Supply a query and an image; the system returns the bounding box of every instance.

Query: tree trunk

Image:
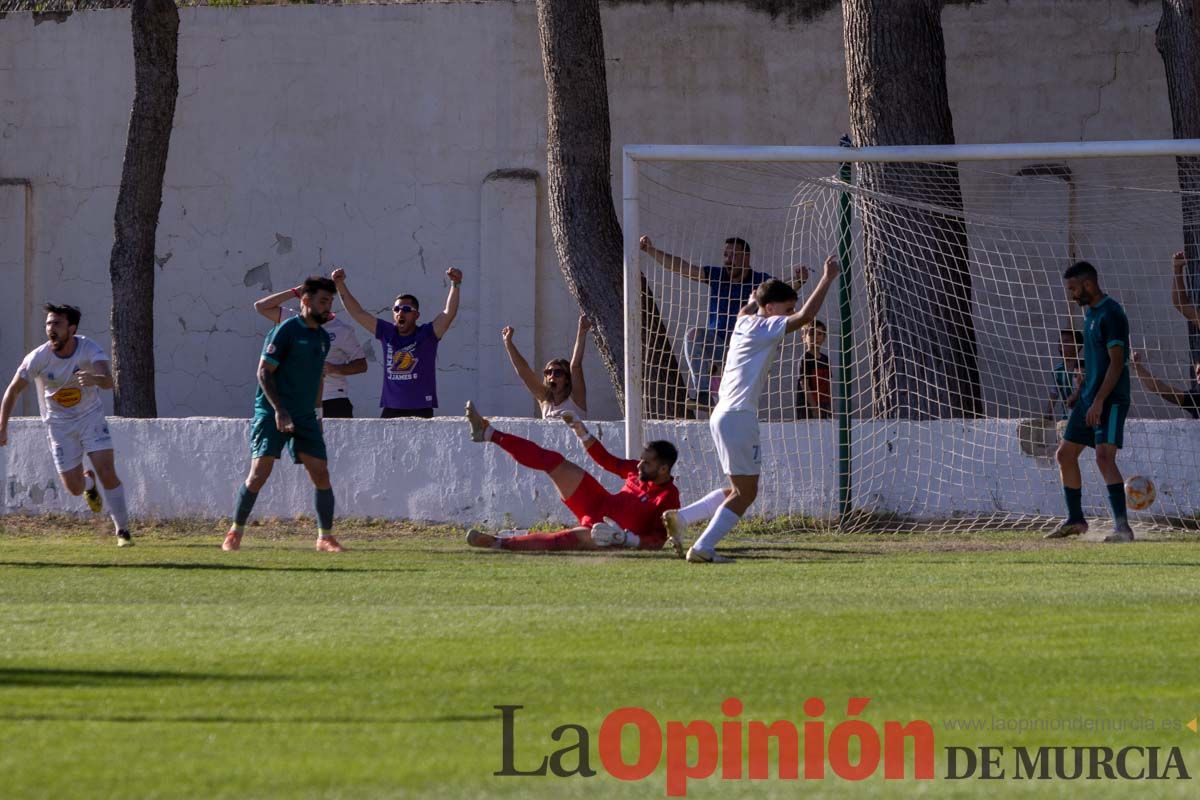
[108,0,179,417]
[843,0,982,419]
[535,0,689,419]
[1156,0,1200,365]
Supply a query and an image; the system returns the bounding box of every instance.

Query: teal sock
[1064,486,1084,522]
[1106,482,1127,523]
[234,485,258,527]
[315,488,335,534]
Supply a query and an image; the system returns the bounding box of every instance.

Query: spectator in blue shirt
[640,235,806,405]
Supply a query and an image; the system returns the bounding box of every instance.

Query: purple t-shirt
[375,320,440,410]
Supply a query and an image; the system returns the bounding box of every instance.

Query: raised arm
[570,315,589,412]
[0,371,29,446]
[785,256,841,333]
[330,268,380,334]
[431,267,463,339]
[502,326,545,402]
[562,413,633,477]
[1131,350,1189,407]
[639,235,706,282]
[1171,251,1200,326]
[253,285,301,324]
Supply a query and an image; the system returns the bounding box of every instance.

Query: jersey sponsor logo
[266,344,277,354]
[52,386,82,407]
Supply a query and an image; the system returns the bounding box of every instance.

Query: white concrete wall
[0,1,1183,424]
[2,417,1196,526]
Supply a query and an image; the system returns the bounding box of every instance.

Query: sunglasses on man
[544,368,567,378]
[393,304,416,314]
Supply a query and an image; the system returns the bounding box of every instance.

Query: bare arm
[330,269,381,334]
[1131,351,1189,406]
[431,267,463,340]
[0,372,29,446]
[502,326,545,402]
[785,256,841,333]
[570,315,589,412]
[1171,251,1200,326]
[253,285,301,324]
[639,235,706,282]
[257,359,294,433]
[1086,345,1126,426]
[325,358,368,377]
[77,360,114,391]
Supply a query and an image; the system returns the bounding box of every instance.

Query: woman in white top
[502,315,590,419]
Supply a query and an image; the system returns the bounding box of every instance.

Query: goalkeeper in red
[463,403,681,552]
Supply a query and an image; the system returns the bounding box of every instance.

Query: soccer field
[0,518,1197,799]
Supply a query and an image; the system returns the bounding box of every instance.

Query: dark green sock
[234,485,258,526]
[1107,482,1127,522]
[1064,486,1084,522]
[315,488,335,533]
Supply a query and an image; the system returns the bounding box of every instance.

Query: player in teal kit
[1046,261,1134,543]
[223,276,346,552]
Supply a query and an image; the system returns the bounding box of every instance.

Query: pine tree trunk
[108,0,179,418]
[843,0,982,419]
[1156,0,1200,364]
[535,0,688,419]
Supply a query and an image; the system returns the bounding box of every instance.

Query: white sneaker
[662,510,686,559]
[685,545,733,564]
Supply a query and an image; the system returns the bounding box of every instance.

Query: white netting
[632,149,1200,532]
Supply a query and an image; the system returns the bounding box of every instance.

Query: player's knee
[1095,449,1116,469]
[1054,444,1076,467]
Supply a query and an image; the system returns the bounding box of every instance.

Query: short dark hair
[303,276,337,296]
[754,278,798,306]
[44,303,81,328]
[645,440,678,471]
[1060,329,1083,346]
[395,294,420,310]
[1063,261,1098,282]
[725,237,750,254]
[812,319,828,332]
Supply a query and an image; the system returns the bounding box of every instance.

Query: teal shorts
[250,412,327,463]
[1063,400,1128,449]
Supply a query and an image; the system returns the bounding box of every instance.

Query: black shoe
[116,530,134,548]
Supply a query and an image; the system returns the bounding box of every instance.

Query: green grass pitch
[0,517,1197,798]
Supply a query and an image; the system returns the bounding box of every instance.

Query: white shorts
[46,412,113,473]
[710,408,761,476]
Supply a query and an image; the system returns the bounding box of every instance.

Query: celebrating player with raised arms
[0,304,134,546]
[670,257,839,563]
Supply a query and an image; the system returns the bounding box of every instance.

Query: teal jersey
[253,316,331,419]
[1081,296,1130,406]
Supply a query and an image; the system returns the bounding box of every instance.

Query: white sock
[105,483,130,532]
[692,507,740,553]
[84,473,96,492]
[624,532,641,548]
[483,425,494,442]
[678,489,727,526]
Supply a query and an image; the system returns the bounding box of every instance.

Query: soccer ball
[1125,476,1155,511]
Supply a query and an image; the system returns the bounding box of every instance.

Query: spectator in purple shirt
[332,266,462,418]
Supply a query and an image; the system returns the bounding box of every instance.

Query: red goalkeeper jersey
[584,439,680,540]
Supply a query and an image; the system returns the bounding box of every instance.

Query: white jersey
[713,314,789,413]
[18,336,108,423]
[540,395,586,421]
[277,309,366,401]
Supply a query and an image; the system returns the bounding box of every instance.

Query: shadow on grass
[0,561,425,575]
[0,667,283,688]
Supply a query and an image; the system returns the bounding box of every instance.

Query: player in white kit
[669,257,839,563]
[0,304,134,546]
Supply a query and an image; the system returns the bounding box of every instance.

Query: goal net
[624,142,1200,533]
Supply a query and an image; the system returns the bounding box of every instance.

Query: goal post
[623,139,1200,532]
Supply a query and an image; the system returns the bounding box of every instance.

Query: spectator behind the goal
[795,319,832,420]
[500,314,591,419]
[1130,350,1200,419]
[1049,328,1084,421]
[1172,249,1200,365]
[639,235,806,406]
